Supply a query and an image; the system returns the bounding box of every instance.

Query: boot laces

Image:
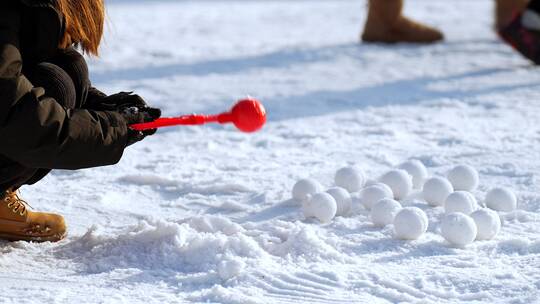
[3,190,31,217]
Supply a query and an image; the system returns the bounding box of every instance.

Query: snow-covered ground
[2,0,540,303]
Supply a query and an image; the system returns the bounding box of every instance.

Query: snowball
[447,165,479,191]
[371,198,402,227]
[393,207,428,240]
[399,160,428,189]
[440,213,478,247]
[444,191,478,215]
[335,166,365,193]
[363,179,378,187]
[470,209,501,240]
[359,184,393,210]
[372,182,394,198]
[292,179,322,202]
[363,181,395,198]
[302,192,337,223]
[422,177,454,207]
[326,187,352,216]
[485,187,517,212]
[379,169,413,200]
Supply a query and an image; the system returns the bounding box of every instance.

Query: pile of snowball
[292,161,518,247]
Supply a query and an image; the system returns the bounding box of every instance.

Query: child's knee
[53,48,90,82]
[52,48,91,106]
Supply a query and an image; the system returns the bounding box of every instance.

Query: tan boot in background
[0,190,67,242]
[495,0,529,29]
[361,0,444,43]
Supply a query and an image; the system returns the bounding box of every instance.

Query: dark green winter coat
[0,0,129,191]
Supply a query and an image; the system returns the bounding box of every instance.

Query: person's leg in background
[360,0,529,44]
[361,0,444,44]
[495,0,530,30]
[499,0,540,64]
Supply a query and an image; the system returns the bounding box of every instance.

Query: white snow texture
[2,0,540,303]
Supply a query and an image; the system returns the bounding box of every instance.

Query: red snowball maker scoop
[130,98,266,133]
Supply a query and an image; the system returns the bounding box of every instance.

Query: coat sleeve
[0,5,129,170]
[84,86,108,109]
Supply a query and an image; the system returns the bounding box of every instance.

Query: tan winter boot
[361,0,444,43]
[0,190,67,242]
[495,0,529,29]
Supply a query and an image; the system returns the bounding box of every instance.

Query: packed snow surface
[2,0,540,303]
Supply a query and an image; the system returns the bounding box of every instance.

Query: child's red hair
[55,0,105,55]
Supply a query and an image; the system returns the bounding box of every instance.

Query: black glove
[85,91,161,146]
[118,103,162,147]
[85,91,149,112]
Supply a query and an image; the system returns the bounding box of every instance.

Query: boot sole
[361,32,444,44]
[0,218,67,243]
[0,231,67,243]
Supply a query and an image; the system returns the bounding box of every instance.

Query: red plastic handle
[131,115,216,131]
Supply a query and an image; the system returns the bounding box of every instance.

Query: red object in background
[130,98,267,133]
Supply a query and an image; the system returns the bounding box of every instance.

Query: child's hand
[85,91,152,112]
[119,104,162,147]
